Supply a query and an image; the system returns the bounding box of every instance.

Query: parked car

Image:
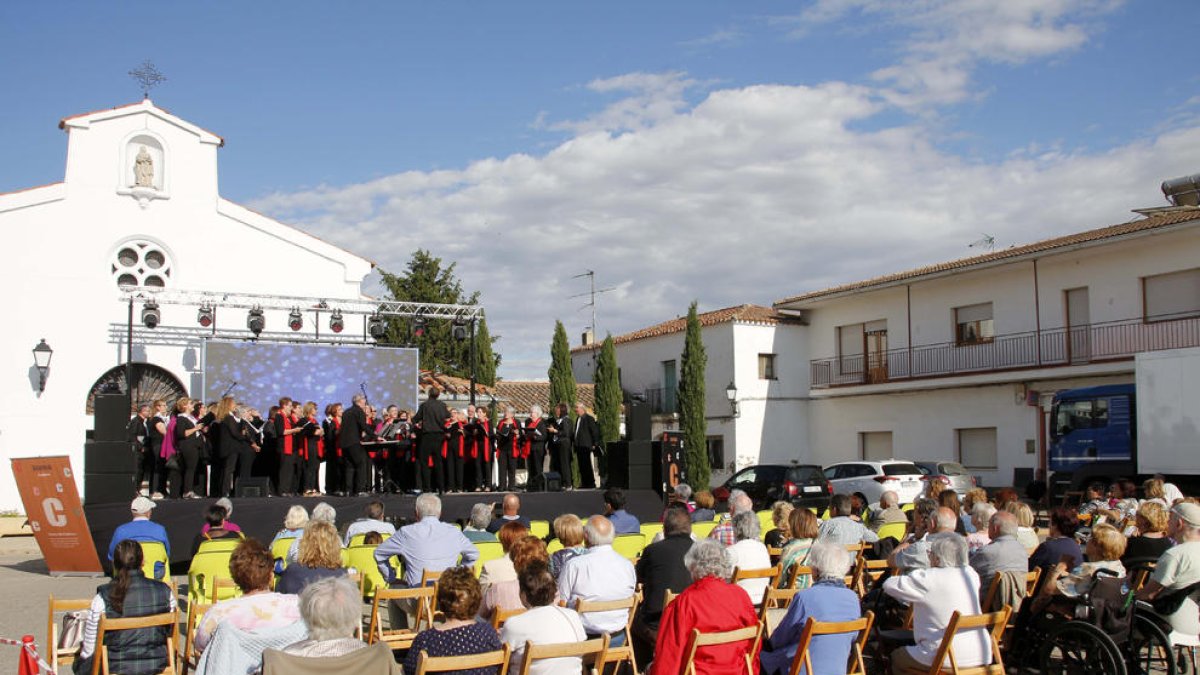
[822,460,925,505]
[712,464,832,510]
[913,460,976,497]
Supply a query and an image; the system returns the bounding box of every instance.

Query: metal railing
[810,315,1200,388]
[643,386,678,415]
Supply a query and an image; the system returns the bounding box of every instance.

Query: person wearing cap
[1137,502,1200,643]
[108,496,171,560]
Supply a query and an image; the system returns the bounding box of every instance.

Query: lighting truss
[119,287,484,321]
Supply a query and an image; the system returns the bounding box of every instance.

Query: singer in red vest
[523,405,548,491]
[272,398,303,497]
[468,405,493,492]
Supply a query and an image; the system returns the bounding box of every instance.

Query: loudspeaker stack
[84,394,137,504]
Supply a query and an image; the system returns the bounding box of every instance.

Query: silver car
[913,460,977,497]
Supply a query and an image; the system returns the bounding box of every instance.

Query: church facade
[0,100,373,510]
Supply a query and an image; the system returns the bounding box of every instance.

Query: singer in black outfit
[339,393,372,495]
[524,405,548,490]
[573,402,603,489]
[414,387,450,493]
[216,399,246,497]
[548,402,573,487]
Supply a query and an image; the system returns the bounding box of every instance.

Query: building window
[1144,268,1200,322]
[837,323,864,374]
[859,431,893,461]
[954,303,994,345]
[706,435,725,471]
[112,239,173,289]
[758,353,777,380]
[958,427,998,470]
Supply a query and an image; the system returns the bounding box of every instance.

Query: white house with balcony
[570,304,807,486]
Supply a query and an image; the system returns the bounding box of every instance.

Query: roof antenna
[128,60,167,100]
[969,234,995,252]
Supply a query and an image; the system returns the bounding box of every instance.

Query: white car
[822,460,926,505]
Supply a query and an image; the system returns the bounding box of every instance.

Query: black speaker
[235,477,271,498]
[606,441,629,488]
[627,400,651,441]
[93,394,131,442]
[84,473,135,505]
[627,441,653,490]
[85,441,138,474]
[529,471,562,493]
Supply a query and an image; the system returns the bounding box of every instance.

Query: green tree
[548,320,579,485]
[679,301,710,488]
[593,334,621,479]
[472,317,498,387]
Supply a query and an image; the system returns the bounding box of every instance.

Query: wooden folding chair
[180,601,211,675]
[788,611,875,675]
[209,577,240,604]
[858,559,890,597]
[760,587,799,634]
[920,606,1011,675]
[47,594,92,671]
[575,591,642,675]
[517,635,609,675]
[491,605,527,629]
[414,643,511,675]
[680,620,764,675]
[783,564,815,590]
[664,589,679,608]
[368,586,435,651]
[732,564,782,607]
[91,610,179,675]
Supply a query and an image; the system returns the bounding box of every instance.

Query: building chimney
[581,329,594,347]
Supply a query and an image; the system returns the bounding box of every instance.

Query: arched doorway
[85,363,188,414]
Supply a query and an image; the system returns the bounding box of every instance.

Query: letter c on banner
[43,498,67,528]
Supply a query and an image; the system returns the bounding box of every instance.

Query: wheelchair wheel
[1127,613,1177,675]
[1039,620,1128,675]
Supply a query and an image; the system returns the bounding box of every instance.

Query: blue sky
[3,2,1199,379]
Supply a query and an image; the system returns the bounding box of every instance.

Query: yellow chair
[529,520,551,539]
[546,538,564,554]
[139,541,171,582]
[875,522,908,542]
[473,541,506,577]
[640,522,664,540]
[611,533,646,560]
[345,544,390,599]
[819,509,832,521]
[756,511,775,538]
[270,537,296,570]
[692,521,718,539]
[187,549,237,604]
[901,502,915,512]
[195,538,241,555]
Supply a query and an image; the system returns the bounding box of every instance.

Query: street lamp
[725,381,739,418]
[32,339,53,393]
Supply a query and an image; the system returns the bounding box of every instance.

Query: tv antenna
[969,234,996,252]
[569,270,617,345]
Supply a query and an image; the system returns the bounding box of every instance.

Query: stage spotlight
[247,307,265,336]
[367,313,386,339]
[412,313,426,338]
[141,301,160,329]
[329,311,344,333]
[288,307,303,331]
[197,305,214,328]
[452,318,468,340]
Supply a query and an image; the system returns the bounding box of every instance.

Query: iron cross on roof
[128,60,167,99]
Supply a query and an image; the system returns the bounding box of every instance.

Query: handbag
[59,609,87,650]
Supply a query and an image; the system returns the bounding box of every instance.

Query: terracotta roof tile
[571,304,799,353]
[493,381,595,414]
[418,371,494,397]
[775,208,1200,306]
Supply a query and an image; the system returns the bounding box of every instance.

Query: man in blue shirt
[108,496,170,560]
[604,487,641,535]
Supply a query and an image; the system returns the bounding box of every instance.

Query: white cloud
[546,71,702,135]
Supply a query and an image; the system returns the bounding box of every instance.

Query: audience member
[710,490,753,546]
[884,535,989,674]
[632,505,694,666]
[343,500,396,545]
[729,511,772,605]
[1006,502,1040,550]
[938,491,968,535]
[1028,507,1083,573]
[271,505,308,545]
[558,516,637,641]
[1109,479,1141,521]
[1137,503,1200,644]
[764,501,794,549]
[277,520,348,594]
[481,534,549,618]
[1040,523,1126,601]
[1123,502,1173,565]
[691,490,717,523]
[604,487,641,534]
[650,539,759,675]
[961,489,988,534]
[887,499,942,573]
[362,531,383,546]
[663,483,696,520]
[779,508,820,589]
[402,567,503,675]
[75,540,176,675]
[761,541,861,675]
[549,514,586,580]
[850,492,870,521]
[991,488,1019,512]
[108,496,170,561]
[818,494,880,546]
[201,497,243,535]
[968,511,1028,603]
[288,502,338,563]
[1077,483,1109,517]
[500,562,587,675]
[194,539,301,654]
[487,493,531,533]
[464,503,498,543]
[191,505,243,557]
[479,521,530,591]
[1157,475,1184,505]
[281,577,375,659]
[1142,478,1170,508]
[965,503,996,553]
[869,491,907,531]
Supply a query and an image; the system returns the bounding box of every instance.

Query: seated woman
[1028,507,1083,573]
[938,491,968,535]
[650,539,760,675]
[479,521,529,592]
[729,511,772,606]
[202,497,243,534]
[1123,502,1173,565]
[194,538,302,654]
[362,531,384,546]
[277,520,348,594]
[191,505,243,557]
[270,505,309,545]
[761,541,862,675]
[764,501,794,550]
[549,514,586,580]
[779,508,819,589]
[402,566,503,675]
[480,535,549,619]
[75,540,176,675]
[1077,482,1110,518]
[1006,501,1040,551]
[1039,524,1126,603]
[691,490,717,523]
[500,561,587,675]
[965,503,996,553]
[464,503,498,543]
[282,576,374,658]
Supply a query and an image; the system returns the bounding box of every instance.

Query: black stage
[83,489,667,569]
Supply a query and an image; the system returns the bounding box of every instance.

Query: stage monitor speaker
[626,399,651,441]
[606,441,654,490]
[93,394,131,442]
[85,441,138,475]
[235,477,271,498]
[529,471,562,493]
[83,473,134,505]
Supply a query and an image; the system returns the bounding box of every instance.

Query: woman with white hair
[761,541,863,675]
[649,539,759,675]
[495,406,522,491]
[883,535,988,674]
[729,511,772,605]
[523,405,547,488]
[463,503,498,543]
[287,502,339,564]
[282,576,371,657]
[965,503,996,553]
[271,505,309,545]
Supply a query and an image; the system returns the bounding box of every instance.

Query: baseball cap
[131,496,157,513]
[1172,503,1200,528]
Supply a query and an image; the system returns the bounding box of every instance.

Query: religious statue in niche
[134,146,154,187]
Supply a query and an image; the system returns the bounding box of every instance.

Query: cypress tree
[678,301,710,488]
[472,317,498,386]
[594,334,621,480]
[548,320,579,485]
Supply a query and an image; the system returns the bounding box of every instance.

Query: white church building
[0,100,373,510]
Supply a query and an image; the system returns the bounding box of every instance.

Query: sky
[3,2,1199,380]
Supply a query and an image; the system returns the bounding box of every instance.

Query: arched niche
[123,134,165,191]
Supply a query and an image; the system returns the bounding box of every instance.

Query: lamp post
[725,381,739,419]
[32,339,53,393]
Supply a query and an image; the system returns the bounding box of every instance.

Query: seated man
[486,493,531,533]
[108,496,170,561]
[710,490,753,546]
[605,487,641,535]
[1136,503,1200,644]
[818,494,880,546]
[870,491,908,532]
[558,516,637,642]
[884,535,989,674]
[887,501,949,573]
[968,511,1028,603]
[343,500,396,545]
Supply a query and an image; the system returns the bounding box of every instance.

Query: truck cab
[1049,384,1135,489]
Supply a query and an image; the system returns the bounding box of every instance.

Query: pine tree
[472,317,498,387]
[548,320,579,485]
[594,333,621,446]
[679,301,710,488]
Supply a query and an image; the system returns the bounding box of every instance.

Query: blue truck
[1048,348,1200,496]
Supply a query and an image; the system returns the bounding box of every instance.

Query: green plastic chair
[187,550,238,604]
[473,541,506,577]
[344,543,390,599]
[270,537,296,570]
[639,522,664,540]
[693,521,718,539]
[138,541,170,582]
[529,520,551,540]
[546,538,564,554]
[611,533,646,560]
[876,521,908,542]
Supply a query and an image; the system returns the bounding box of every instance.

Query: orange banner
[11,456,103,575]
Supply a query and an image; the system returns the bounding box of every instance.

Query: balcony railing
[810,315,1200,388]
[642,387,678,415]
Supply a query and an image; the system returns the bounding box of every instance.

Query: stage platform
[83,489,667,568]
